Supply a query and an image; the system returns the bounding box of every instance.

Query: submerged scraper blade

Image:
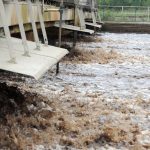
[85,22,102,29]
[0,37,68,79]
[54,23,94,34]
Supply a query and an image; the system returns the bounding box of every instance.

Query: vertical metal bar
[14,0,30,56]
[59,2,63,48]
[37,0,48,45]
[56,0,64,75]
[73,31,77,50]
[96,5,101,22]
[72,2,77,53]
[122,6,124,22]
[122,6,124,13]
[42,0,44,13]
[76,7,85,30]
[73,3,77,52]
[0,0,16,63]
[91,0,97,25]
[92,11,96,24]
[135,7,137,22]
[102,6,105,20]
[27,0,40,50]
[91,0,96,24]
[74,0,85,30]
[148,7,150,22]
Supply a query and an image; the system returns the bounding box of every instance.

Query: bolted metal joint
[35,44,41,51]
[23,51,30,57]
[8,57,17,64]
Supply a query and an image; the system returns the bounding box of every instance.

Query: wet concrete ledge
[102,22,150,33]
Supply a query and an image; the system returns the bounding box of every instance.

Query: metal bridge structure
[0,0,102,79]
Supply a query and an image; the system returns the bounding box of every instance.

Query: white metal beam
[0,0,16,63]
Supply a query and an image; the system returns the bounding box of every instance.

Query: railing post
[102,5,105,21]
[148,7,150,22]
[122,6,124,22]
[122,6,124,13]
[135,7,137,22]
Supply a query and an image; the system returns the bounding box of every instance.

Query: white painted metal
[54,23,94,34]
[0,0,16,63]
[0,37,68,79]
[91,11,97,25]
[76,7,86,30]
[37,0,48,46]
[97,12,102,23]
[87,0,102,28]
[14,0,30,56]
[91,0,97,25]
[27,0,41,50]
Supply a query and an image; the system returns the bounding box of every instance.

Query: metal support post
[96,4,102,23]
[0,0,16,63]
[76,7,86,30]
[37,0,48,46]
[91,0,96,25]
[92,11,97,24]
[74,0,85,30]
[73,31,77,51]
[135,7,137,22]
[97,10,102,22]
[56,0,64,75]
[121,6,124,21]
[148,7,150,22]
[14,0,30,56]
[27,0,40,50]
[102,6,105,20]
[73,6,77,51]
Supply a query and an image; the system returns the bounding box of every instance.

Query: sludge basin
[0,32,150,149]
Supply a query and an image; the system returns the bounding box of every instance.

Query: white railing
[99,5,150,22]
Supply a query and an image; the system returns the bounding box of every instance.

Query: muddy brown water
[0,32,150,150]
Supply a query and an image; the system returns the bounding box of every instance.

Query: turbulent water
[29,33,150,101]
[26,32,150,149]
